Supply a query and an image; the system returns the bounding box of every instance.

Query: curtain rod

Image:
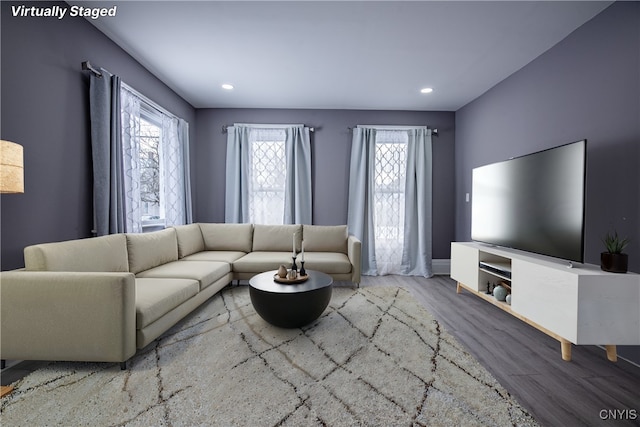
[82,61,182,120]
[222,124,316,133]
[81,60,102,77]
[348,126,438,136]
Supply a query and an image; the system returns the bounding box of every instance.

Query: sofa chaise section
[0,230,234,368]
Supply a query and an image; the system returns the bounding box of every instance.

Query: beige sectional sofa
[0,223,361,368]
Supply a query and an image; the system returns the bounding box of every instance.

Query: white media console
[451,242,640,362]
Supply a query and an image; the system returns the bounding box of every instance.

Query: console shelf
[451,242,640,362]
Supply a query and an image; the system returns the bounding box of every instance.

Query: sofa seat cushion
[233,252,294,273]
[135,278,199,329]
[300,252,352,274]
[181,251,247,264]
[136,260,231,291]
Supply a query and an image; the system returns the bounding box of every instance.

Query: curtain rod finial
[82,60,102,77]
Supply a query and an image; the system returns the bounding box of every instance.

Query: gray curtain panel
[224,125,252,223]
[284,126,312,224]
[347,127,378,275]
[89,71,126,236]
[402,128,433,277]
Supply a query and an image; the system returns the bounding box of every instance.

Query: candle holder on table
[288,256,298,279]
[299,261,306,276]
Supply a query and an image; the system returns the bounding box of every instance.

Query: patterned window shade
[248,128,287,224]
[161,115,187,227]
[374,130,408,275]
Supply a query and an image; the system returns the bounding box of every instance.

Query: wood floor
[359,275,640,427]
[2,275,639,426]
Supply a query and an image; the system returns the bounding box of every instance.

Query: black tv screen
[471,140,587,263]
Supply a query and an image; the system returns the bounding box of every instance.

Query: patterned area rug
[1,286,538,426]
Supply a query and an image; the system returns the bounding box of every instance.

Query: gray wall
[0,1,196,270]
[455,2,639,362]
[195,108,456,259]
[456,2,639,270]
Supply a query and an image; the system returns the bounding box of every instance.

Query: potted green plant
[601,231,630,273]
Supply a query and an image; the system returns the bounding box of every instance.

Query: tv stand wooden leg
[0,386,13,398]
[561,340,572,361]
[605,345,617,362]
[456,282,462,294]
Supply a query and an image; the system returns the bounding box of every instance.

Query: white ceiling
[74,1,612,111]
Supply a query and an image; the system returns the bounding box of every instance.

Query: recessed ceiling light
[420,87,434,94]
[222,84,234,90]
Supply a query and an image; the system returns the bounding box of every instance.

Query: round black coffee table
[249,270,333,328]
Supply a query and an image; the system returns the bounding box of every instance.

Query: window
[225,124,312,225]
[347,126,432,276]
[374,130,408,275]
[138,107,164,229]
[248,128,286,224]
[120,85,190,233]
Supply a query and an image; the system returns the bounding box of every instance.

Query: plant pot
[600,252,628,273]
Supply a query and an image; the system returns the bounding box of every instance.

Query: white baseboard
[432,259,451,275]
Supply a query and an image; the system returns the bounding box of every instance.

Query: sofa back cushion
[302,225,348,254]
[252,224,302,252]
[126,228,178,274]
[24,234,129,272]
[173,224,205,258]
[200,223,253,252]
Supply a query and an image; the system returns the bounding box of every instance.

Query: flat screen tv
[471,140,587,263]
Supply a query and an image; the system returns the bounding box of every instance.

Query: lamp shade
[0,140,24,193]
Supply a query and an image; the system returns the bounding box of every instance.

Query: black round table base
[249,285,332,328]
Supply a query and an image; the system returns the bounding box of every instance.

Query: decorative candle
[301,241,305,262]
[293,233,296,257]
